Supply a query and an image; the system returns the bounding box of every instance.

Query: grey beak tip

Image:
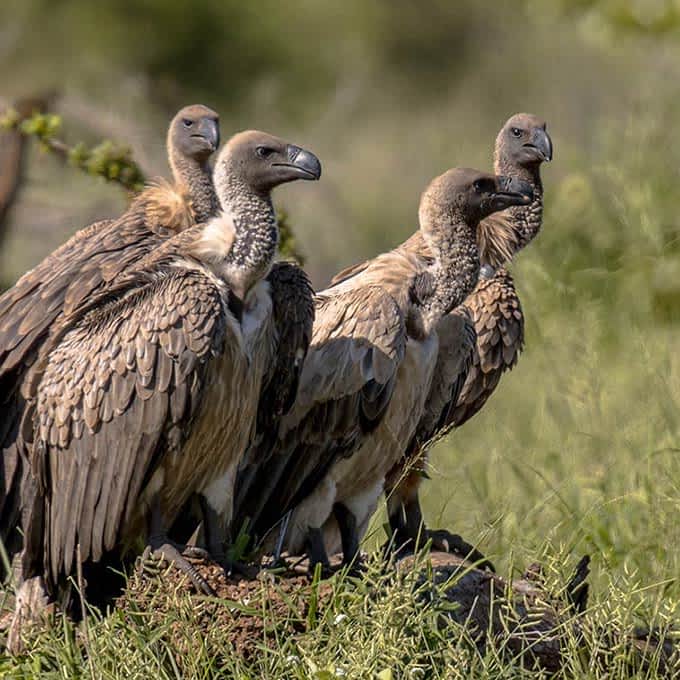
[289,146,322,180]
[536,129,553,163]
[199,120,220,151]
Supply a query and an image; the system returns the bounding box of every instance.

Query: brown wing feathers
[27,265,227,585]
[449,267,524,428]
[0,107,222,568]
[236,285,406,538]
[256,262,314,440]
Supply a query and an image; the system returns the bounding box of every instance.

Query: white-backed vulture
[10,131,321,643]
[236,168,532,570]
[0,105,221,567]
[383,114,552,563]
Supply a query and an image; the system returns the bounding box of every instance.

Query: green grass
[1,552,677,678]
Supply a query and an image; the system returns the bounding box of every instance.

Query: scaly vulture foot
[383,524,494,573]
[144,498,216,594]
[342,552,368,578]
[221,557,259,580]
[140,541,216,596]
[426,529,495,572]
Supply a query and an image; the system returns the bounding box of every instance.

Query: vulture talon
[343,552,368,578]
[145,542,216,596]
[426,529,495,572]
[179,545,212,561]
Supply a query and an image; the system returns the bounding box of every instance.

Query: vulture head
[168,104,220,161]
[421,167,533,229]
[214,130,322,195]
[497,113,552,169]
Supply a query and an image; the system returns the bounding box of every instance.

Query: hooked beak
[193,118,220,152]
[486,175,534,212]
[524,127,552,162]
[273,145,322,180]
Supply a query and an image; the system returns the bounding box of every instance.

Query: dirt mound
[118,555,333,660]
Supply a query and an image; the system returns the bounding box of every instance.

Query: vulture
[384,113,552,562]
[234,168,532,571]
[10,131,320,644]
[0,105,221,567]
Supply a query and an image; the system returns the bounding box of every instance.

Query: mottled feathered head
[167,104,220,162]
[419,167,533,232]
[495,113,552,172]
[213,130,321,197]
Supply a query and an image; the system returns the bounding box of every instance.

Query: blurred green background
[2,0,680,596]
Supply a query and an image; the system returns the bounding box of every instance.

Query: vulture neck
[417,209,480,337]
[495,156,544,255]
[220,176,278,299]
[170,151,220,223]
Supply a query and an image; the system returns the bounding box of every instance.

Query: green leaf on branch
[0,107,21,131]
[19,112,61,140]
[1,108,146,193]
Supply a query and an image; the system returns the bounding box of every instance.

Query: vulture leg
[386,486,426,554]
[333,502,365,574]
[196,496,253,578]
[197,495,226,564]
[142,500,216,596]
[142,542,215,595]
[386,490,494,572]
[305,527,332,576]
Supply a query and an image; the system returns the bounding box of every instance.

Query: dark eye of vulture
[182,118,193,127]
[511,127,523,138]
[256,146,276,159]
[472,178,495,194]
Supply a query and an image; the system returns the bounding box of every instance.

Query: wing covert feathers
[449,267,524,428]
[26,266,228,585]
[237,285,406,536]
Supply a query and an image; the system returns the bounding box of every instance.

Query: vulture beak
[274,145,322,180]
[486,175,534,212]
[195,118,220,152]
[524,127,553,162]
